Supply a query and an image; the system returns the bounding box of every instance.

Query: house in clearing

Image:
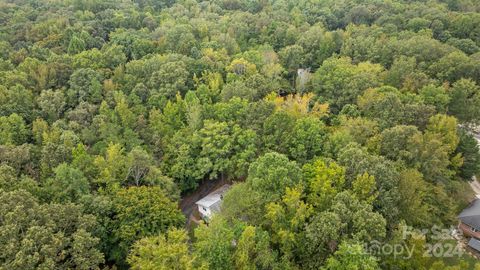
[195,184,231,220]
[458,199,480,252]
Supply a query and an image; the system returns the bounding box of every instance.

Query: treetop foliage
[1,0,480,268]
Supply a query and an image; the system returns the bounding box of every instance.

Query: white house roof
[195,184,231,208]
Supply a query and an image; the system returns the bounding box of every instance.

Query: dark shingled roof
[468,238,480,252]
[458,199,480,231]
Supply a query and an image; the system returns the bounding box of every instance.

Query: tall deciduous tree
[67,68,103,107]
[0,190,104,270]
[194,217,236,270]
[303,159,346,210]
[109,186,185,265]
[456,130,480,179]
[448,79,480,124]
[322,242,380,270]
[312,57,383,111]
[247,152,302,202]
[0,113,28,145]
[234,226,278,270]
[45,163,91,203]
[128,228,195,270]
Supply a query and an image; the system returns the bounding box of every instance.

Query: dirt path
[470,177,480,198]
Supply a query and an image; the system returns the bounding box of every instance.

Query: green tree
[338,144,400,225]
[38,127,80,178]
[194,217,236,270]
[339,116,379,146]
[312,57,383,111]
[302,211,344,269]
[37,89,66,122]
[17,57,55,92]
[387,56,432,92]
[148,60,190,99]
[0,190,103,270]
[425,114,459,154]
[221,153,303,226]
[161,130,201,192]
[0,113,28,145]
[357,87,405,129]
[456,129,480,179]
[287,116,327,164]
[226,58,257,81]
[0,85,34,121]
[110,186,185,265]
[322,242,380,270]
[378,125,422,164]
[125,147,153,186]
[429,51,475,82]
[265,187,312,261]
[45,163,91,203]
[220,182,265,225]
[247,152,302,202]
[163,24,197,56]
[330,191,386,242]
[448,79,480,124]
[94,143,128,190]
[128,228,195,270]
[195,120,237,181]
[68,34,87,54]
[262,111,295,154]
[303,159,346,210]
[220,80,255,101]
[67,68,103,107]
[297,25,339,69]
[447,38,479,55]
[397,169,430,227]
[352,172,378,204]
[419,85,450,112]
[71,143,97,180]
[234,226,278,270]
[279,45,304,86]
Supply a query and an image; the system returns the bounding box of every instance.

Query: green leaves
[456,130,480,179]
[0,113,28,145]
[312,57,383,112]
[303,159,345,210]
[109,186,185,265]
[45,163,91,203]
[448,79,480,124]
[247,152,302,201]
[128,228,194,270]
[194,217,236,270]
[0,190,103,270]
[67,68,103,107]
[322,242,380,270]
[265,187,312,258]
[2,0,480,269]
[234,226,278,270]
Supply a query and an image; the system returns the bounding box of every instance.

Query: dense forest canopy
[1,0,480,269]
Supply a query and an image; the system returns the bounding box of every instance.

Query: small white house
[195,184,231,220]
